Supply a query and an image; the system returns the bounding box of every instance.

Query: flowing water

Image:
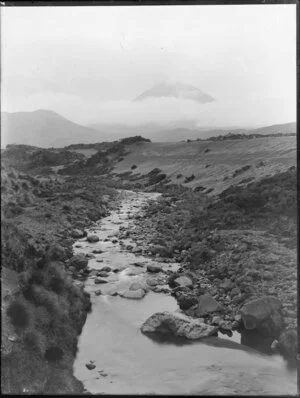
[73,190,297,395]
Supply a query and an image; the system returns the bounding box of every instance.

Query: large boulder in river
[141,311,218,340]
[87,234,100,243]
[68,253,88,270]
[240,296,283,339]
[119,283,146,299]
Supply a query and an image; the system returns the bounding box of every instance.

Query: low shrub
[30,269,46,285]
[189,245,213,269]
[7,299,31,329]
[184,174,195,183]
[45,346,64,362]
[206,187,214,193]
[232,164,251,178]
[4,202,24,217]
[23,329,44,354]
[46,264,66,294]
[30,285,68,318]
[21,181,29,190]
[238,177,255,185]
[194,185,206,192]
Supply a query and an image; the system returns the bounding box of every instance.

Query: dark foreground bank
[1,163,118,394]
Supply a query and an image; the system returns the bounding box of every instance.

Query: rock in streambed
[141,311,218,340]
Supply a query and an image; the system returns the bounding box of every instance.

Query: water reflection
[142,331,194,346]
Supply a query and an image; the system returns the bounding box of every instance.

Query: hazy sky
[1,4,296,128]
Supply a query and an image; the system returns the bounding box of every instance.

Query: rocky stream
[73,190,297,395]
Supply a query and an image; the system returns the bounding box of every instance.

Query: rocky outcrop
[141,311,218,340]
[239,296,283,339]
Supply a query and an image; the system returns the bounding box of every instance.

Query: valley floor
[1,141,297,394]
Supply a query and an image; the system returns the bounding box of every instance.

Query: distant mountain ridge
[134,82,215,103]
[1,110,109,148]
[1,109,296,148]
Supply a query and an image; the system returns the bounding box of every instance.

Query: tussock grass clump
[184,174,195,183]
[45,346,64,362]
[232,164,251,178]
[189,245,213,270]
[7,299,31,329]
[15,258,92,363]
[23,329,44,354]
[4,202,24,218]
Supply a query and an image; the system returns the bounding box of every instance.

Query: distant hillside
[2,135,296,197]
[134,82,215,103]
[1,109,296,147]
[111,135,296,195]
[1,110,110,148]
[89,122,296,143]
[249,122,296,135]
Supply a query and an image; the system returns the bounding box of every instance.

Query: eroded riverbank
[73,190,296,395]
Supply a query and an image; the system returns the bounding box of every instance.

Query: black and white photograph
[1,2,297,395]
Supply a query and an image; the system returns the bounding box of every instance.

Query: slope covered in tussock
[112,135,296,194]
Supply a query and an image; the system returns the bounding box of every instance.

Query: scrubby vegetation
[58,136,150,176]
[17,259,91,356]
[120,135,151,145]
[2,145,84,172]
[1,159,117,394]
[184,174,195,183]
[144,168,168,187]
[142,167,296,254]
[7,299,31,329]
[232,164,251,178]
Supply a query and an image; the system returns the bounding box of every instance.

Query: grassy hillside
[3,135,296,197]
[112,136,296,194]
